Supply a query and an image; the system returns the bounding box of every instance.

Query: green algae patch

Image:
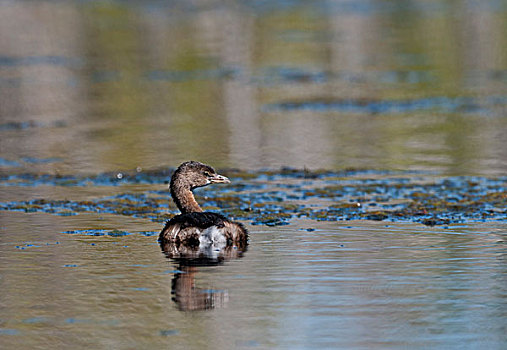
[252,213,292,226]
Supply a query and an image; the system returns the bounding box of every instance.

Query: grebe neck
[171,187,203,214]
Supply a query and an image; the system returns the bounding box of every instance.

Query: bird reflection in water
[160,241,247,311]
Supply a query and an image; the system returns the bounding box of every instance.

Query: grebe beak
[210,174,230,184]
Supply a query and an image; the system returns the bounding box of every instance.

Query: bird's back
[159,211,248,248]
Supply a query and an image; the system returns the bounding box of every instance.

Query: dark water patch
[62,229,159,238]
[0,120,42,130]
[145,65,451,87]
[277,29,332,43]
[0,120,67,131]
[0,158,21,167]
[159,329,179,336]
[253,67,507,87]
[379,70,435,84]
[139,231,158,237]
[264,96,506,115]
[133,0,480,17]
[12,241,60,251]
[246,0,503,17]
[64,229,110,236]
[255,67,328,84]
[22,317,49,324]
[91,70,121,83]
[0,77,23,87]
[245,0,381,15]
[0,55,82,68]
[0,328,19,335]
[107,229,130,237]
[236,340,260,347]
[64,318,119,326]
[57,210,77,216]
[21,157,62,164]
[14,242,55,250]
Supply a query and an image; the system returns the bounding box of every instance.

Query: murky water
[1,0,506,349]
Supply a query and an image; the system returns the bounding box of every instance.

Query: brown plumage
[159,161,248,250]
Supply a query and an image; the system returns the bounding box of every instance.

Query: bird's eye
[203,171,211,177]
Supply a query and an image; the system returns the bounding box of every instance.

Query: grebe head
[171,161,230,191]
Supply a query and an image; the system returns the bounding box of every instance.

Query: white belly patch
[199,226,227,254]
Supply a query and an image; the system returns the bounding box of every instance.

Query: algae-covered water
[1,1,506,349]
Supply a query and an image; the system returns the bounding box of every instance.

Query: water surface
[1,0,506,175]
[1,212,505,349]
[1,1,506,349]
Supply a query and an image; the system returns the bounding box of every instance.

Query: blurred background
[1,0,506,175]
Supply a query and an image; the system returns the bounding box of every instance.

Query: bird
[158,161,248,251]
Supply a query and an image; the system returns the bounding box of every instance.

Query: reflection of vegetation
[255,7,327,66]
[81,2,228,169]
[82,2,150,169]
[84,3,147,116]
[22,1,503,175]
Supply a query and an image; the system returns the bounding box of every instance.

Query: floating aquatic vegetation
[251,213,292,226]
[63,229,131,237]
[0,168,505,227]
[264,96,506,115]
[0,167,175,187]
[0,166,415,187]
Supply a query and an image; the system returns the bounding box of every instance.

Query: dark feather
[163,212,228,231]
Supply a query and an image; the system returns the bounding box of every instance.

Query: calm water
[1,0,506,175]
[1,1,506,349]
[1,213,506,349]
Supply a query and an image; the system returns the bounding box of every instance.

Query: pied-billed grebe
[158,161,248,249]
